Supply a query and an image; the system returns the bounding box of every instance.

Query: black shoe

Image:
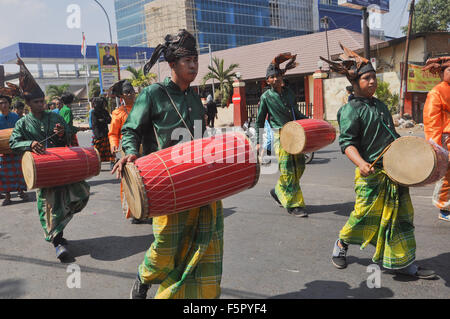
[331,239,348,269]
[270,189,281,206]
[395,264,437,280]
[131,218,143,224]
[288,207,308,218]
[55,244,70,261]
[130,277,150,299]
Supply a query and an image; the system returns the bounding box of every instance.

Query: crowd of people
[0,29,449,299]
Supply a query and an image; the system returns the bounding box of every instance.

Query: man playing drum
[320,45,436,279]
[255,53,309,217]
[8,57,90,262]
[422,56,450,222]
[0,93,28,205]
[112,29,224,299]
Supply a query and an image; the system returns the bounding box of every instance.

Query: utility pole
[320,16,330,62]
[400,0,415,117]
[209,44,215,99]
[362,7,370,59]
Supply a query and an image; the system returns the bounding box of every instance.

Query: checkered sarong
[0,153,26,193]
[273,133,306,209]
[339,168,416,269]
[138,201,224,299]
[92,136,115,162]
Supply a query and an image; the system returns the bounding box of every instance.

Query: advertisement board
[407,63,441,93]
[96,43,120,94]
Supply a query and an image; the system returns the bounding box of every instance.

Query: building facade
[114,0,154,47]
[318,0,361,33]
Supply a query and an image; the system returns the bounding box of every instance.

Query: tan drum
[383,136,448,187]
[280,119,336,154]
[0,128,13,154]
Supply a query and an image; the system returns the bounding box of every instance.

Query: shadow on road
[306,202,354,216]
[68,234,154,261]
[88,179,121,187]
[308,158,332,165]
[269,280,394,299]
[0,279,26,298]
[223,207,238,218]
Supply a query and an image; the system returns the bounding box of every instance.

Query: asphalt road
[0,129,449,299]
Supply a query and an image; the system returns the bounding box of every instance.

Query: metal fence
[246,102,313,124]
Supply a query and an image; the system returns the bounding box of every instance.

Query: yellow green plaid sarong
[138,201,224,299]
[273,133,306,209]
[339,168,416,269]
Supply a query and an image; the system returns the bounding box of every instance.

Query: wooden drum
[122,132,260,219]
[383,136,448,187]
[280,119,336,154]
[0,128,13,154]
[22,147,101,189]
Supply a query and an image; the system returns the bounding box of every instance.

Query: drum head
[383,136,436,186]
[280,122,306,155]
[122,163,148,220]
[21,152,36,190]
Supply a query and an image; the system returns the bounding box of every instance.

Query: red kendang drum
[280,119,336,154]
[122,132,260,219]
[22,147,101,189]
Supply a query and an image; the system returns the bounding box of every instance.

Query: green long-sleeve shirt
[256,86,307,143]
[59,105,77,135]
[121,77,206,156]
[337,97,399,164]
[9,111,71,153]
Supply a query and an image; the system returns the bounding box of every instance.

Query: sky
[0,0,118,49]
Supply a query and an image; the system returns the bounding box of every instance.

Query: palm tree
[201,57,239,106]
[46,84,70,100]
[126,66,156,92]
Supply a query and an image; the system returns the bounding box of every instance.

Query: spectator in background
[51,97,62,114]
[206,94,218,128]
[59,92,88,146]
[346,85,355,102]
[12,101,25,118]
[90,97,115,169]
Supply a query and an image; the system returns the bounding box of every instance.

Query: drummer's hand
[31,141,46,155]
[111,145,119,154]
[54,123,64,137]
[359,162,375,177]
[112,154,137,179]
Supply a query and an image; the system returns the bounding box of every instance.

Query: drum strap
[157,83,195,140]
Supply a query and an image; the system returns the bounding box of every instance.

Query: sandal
[2,198,12,206]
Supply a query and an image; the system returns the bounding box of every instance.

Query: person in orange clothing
[422,56,450,222]
[108,79,147,224]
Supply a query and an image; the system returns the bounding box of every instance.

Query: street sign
[338,0,389,13]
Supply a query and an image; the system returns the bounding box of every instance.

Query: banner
[407,63,441,93]
[96,43,120,94]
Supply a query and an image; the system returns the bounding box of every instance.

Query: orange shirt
[423,81,450,147]
[108,104,133,148]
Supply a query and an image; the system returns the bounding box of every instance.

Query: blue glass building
[115,0,363,51]
[318,0,362,33]
[114,0,154,47]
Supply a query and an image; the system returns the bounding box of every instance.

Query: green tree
[126,66,156,92]
[88,78,101,98]
[46,84,70,100]
[402,0,450,34]
[201,57,239,107]
[375,81,399,114]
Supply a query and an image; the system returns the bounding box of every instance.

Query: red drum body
[22,147,101,189]
[122,132,259,219]
[280,119,336,154]
[0,128,13,154]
